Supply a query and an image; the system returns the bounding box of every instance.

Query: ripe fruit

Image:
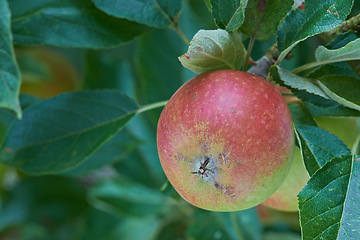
[262,116,358,212]
[157,70,294,211]
[17,47,79,98]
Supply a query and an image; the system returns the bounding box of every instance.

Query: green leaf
[288,102,317,127]
[0,90,138,174]
[83,208,163,240]
[271,65,360,112]
[0,0,21,118]
[326,31,360,50]
[299,154,360,239]
[136,29,185,104]
[0,176,88,231]
[316,38,360,62]
[306,63,360,80]
[64,129,141,176]
[288,103,352,176]
[9,0,152,48]
[132,29,185,186]
[179,29,246,74]
[295,64,360,117]
[317,75,360,111]
[210,0,249,31]
[296,125,351,176]
[0,109,16,149]
[301,94,360,117]
[241,0,293,40]
[186,209,262,240]
[263,232,301,240]
[277,0,354,62]
[83,48,136,95]
[91,0,182,28]
[270,65,328,99]
[88,178,177,217]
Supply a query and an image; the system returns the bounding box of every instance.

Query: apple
[157,70,294,211]
[17,47,79,98]
[262,115,358,212]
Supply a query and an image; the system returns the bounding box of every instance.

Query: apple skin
[157,70,294,212]
[17,47,79,98]
[262,116,358,212]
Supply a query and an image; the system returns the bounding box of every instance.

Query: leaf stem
[173,26,190,46]
[292,59,339,74]
[243,35,256,71]
[137,100,168,114]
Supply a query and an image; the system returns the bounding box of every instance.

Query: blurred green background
[2,0,360,239]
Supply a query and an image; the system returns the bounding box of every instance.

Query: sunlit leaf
[316,38,360,62]
[179,29,246,74]
[270,65,328,99]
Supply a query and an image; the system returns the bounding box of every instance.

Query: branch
[247,44,278,79]
[319,13,360,43]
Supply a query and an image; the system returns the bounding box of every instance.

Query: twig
[320,13,360,43]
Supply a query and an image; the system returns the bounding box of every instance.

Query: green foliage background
[0,0,360,239]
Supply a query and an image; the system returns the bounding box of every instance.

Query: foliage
[0,0,359,239]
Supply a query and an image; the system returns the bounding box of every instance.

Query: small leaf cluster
[0,0,360,239]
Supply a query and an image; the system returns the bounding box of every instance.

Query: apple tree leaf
[299,154,360,239]
[241,0,293,40]
[270,65,328,99]
[9,0,152,48]
[277,0,354,62]
[295,125,351,176]
[63,129,141,176]
[88,178,177,218]
[0,175,88,232]
[288,103,317,127]
[271,65,360,112]
[210,0,249,31]
[91,0,182,28]
[179,29,246,74]
[317,75,360,112]
[288,103,351,177]
[326,31,360,49]
[187,209,262,240]
[0,0,21,118]
[0,90,139,174]
[299,91,360,117]
[316,38,360,62]
[296,64,360,117]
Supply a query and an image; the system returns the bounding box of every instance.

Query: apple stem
[137,100,168,114]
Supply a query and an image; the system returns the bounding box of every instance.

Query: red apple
[157,70,294,211]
